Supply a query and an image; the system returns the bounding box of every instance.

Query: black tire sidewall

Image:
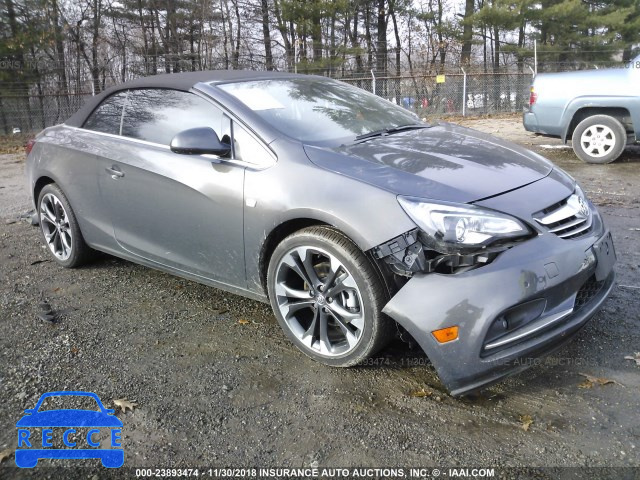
[37,184,89,268]
[572,115,626,164]
[267,227,386,367]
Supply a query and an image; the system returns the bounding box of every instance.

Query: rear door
[96,88,246,286]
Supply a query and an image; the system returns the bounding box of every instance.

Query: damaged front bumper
[381,210,616,396]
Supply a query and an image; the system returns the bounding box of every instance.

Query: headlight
[397,196,530,250]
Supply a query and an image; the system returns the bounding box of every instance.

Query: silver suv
[523,55,640,164]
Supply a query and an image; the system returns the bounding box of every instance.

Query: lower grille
[575,276,605,311]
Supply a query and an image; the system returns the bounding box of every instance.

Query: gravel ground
[1,118,639,477]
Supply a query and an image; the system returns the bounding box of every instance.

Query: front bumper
[382,212,616,396]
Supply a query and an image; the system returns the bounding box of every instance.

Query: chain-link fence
[340,72,534,118]
[0,71,534,135]
[0,93,90,135]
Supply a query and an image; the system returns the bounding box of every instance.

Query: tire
[571,115,627,164]
[37,183,93,268]
[267,226,393,367]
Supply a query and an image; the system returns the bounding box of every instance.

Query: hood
[304,123,553,203]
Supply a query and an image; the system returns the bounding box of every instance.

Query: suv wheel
[267,226,393,367]
[571,115,627,164]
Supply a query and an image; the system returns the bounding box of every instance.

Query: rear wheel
[38,183,93,268]
[571,115,627,164]
[267,226,393,366]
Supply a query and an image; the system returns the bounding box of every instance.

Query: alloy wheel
[274,246,365,357]
[580,124,616,158]
[40,192,73,261]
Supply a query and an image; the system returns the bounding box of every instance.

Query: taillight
[25,139,35,156]
[529,87,537,107]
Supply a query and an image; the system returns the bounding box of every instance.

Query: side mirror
[170,127,231,156]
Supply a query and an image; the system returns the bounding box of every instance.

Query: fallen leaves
[0,145,25,154]
[0,447,14,464]
[113,398,138,413]
[237,318,250,325]
[624,353,640,366]
[578,373,623,389]
[409,388,433,398]
[519,414,534,432]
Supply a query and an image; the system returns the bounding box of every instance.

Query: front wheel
[267,226,393,367]
[571,115,627,164]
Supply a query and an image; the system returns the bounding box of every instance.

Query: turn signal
[432,326,459,343]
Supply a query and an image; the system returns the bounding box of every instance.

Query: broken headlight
[397,196,530,251]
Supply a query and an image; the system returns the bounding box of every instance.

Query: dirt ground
[0,117,639,477]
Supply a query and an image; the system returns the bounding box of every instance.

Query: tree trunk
[311,0,323,66]
[376,0,387,76]
[233,0,241,68]
[260,0,274,70]
[272,0,293,70]
[220,0,230,69]
[51,0,69,94]
[460,0,474,66]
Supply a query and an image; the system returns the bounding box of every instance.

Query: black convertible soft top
[65,70,303,128]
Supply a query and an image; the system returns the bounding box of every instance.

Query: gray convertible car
[26,71,616,395]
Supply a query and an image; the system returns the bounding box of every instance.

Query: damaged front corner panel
[371,228,500,278]
[371,229,428,277]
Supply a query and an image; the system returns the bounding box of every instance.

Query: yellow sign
[436,75,446,84]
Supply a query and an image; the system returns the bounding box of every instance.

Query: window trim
[118,90,129,136]
[190,88,277,167]
[81,90,129,135]
[78,86,277,169]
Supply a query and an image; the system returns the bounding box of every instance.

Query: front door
[96,88,246,287]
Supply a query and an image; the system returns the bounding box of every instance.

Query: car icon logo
[15,391,124,468]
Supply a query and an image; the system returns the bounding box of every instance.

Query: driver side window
[121,89,225,146]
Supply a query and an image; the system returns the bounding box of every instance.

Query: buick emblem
[568,194,590,219]
[577,196,589,217]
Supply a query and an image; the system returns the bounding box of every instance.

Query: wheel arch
[33,175,56,205]
[258,217,396,301]
[259,218,328,292]
[563,104,634,142]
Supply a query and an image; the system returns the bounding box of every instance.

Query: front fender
[242,154,416,295]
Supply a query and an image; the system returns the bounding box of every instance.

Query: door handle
[105,166,124,179]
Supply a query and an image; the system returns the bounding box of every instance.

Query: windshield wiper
[354,123,431,142]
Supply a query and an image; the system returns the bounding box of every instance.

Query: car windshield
[218,78,422,144]
[37,395,101,412]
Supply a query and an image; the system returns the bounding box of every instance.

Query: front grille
[534,193,592,239]
[575,276,605,311]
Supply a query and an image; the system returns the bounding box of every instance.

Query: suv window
[121,89,223,145]
[83,91,128,135]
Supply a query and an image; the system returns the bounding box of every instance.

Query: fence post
[371,69,376,95]
[461,67,467,117]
